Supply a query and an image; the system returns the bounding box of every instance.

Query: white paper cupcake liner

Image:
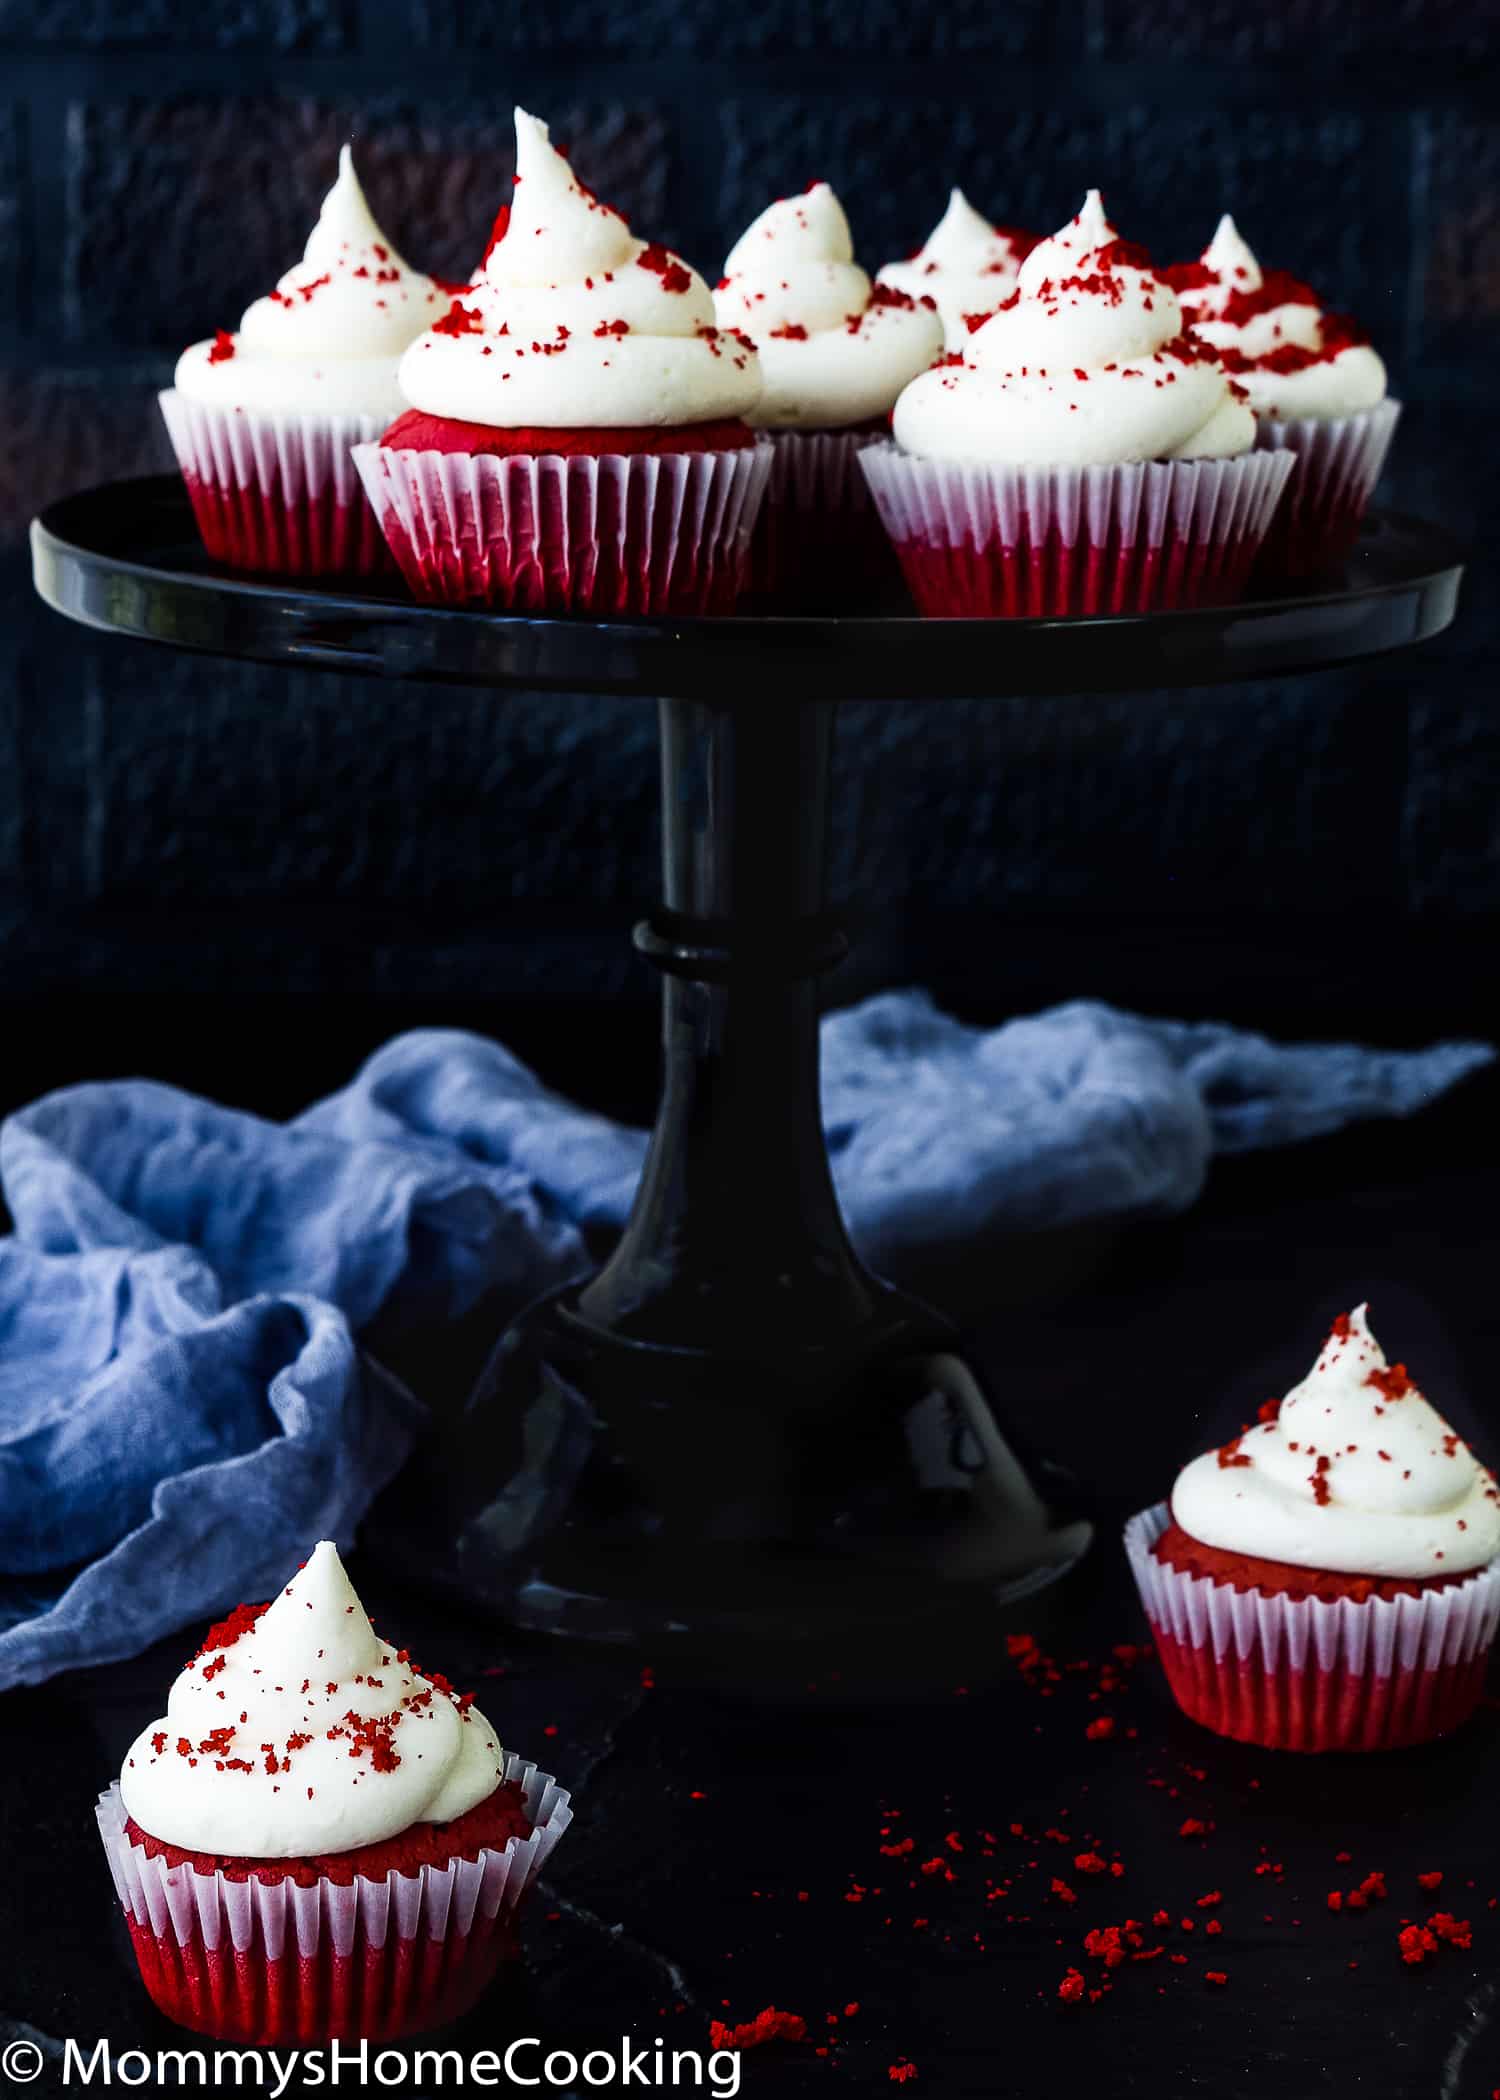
[747,426,905,608]
[97,1751,572,2042]
[351,439,772,615]
[1252,398,1402,578]
[1125,1501,1500,1751]
[858,444,1296,617]
[159,389,391,576]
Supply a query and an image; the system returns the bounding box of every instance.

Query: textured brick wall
[0,0,1497,1060]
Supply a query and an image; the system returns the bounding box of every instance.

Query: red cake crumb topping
[379,409,756,458]
[124,1777,531,1887]
[1161,260,1217,293]
[192,1601,267,1659]
[1092,237,1155,274]
[431,300,483,337]
[636,242,693,295]
[1152,1518,1474,1603]
[207,329,236,364]
[1366,1363,1415,1400]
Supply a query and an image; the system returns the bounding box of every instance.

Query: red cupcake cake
[161,147,447,577]
[97,1542,571,2044]
[860,192,1295,619]
[1164,215,1399,580]
[353,108,771,615]
[713,182,944,610]
[1126,1305,1500,1753]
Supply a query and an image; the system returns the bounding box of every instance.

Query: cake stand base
[384,691,1090,1665]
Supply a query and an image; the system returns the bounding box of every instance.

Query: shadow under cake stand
[32,480,1465,1672]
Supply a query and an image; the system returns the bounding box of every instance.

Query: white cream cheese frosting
[1167,214,1387,422]
[119,1542,504,1857]
[175,147,445,421]
[1171,1305,1500,1580]
[714,182,944,429]
[877,189,1035,348]
[890,191,1255,467]
[396,108,761,431]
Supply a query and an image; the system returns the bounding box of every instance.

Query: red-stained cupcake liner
[1251,399,1402,581]
[745,427,908,611]
[159,390,393,578]
[1125,1503,1500,1753]
[97,1753,572,2045]
[858,444,1296,618]
[351,440,772,615]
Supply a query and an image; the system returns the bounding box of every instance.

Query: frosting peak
[301,144,413,279]
[397,107,761,430]
[715,182,943,429]
[1171,1305,1500,1579]
[876,189,1036,347]
[174,146,443,420]
[119,1542,505,1858]
[492,107,636,286]
[1200,213,1261,294]
[891,191,1255,467]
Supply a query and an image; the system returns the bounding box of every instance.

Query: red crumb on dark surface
[708,2008,808,2050]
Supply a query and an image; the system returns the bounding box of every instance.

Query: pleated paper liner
[744,425,909,611]
[1125,1502,1500,1753]
[97,1752,572,2045]
[859,445,1296,619]
[159,390,393,578]
[352,439,773,615]
[1251,399,1402,582]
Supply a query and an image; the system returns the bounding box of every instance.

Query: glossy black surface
[31,475,1464,699]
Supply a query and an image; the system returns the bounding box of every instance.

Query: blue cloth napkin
[0,994,1488,1691]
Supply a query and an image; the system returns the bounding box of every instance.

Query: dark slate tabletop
[4,1066,1499,2099]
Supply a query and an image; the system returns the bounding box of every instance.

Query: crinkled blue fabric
[0,994,1488,1689]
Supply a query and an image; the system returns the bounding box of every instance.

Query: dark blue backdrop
[0,0,1496,1123]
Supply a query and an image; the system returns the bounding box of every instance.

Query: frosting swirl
[714,183,943,429]
[397,109,761,430]
[1164,215,1387,421]
[1171,1305,1500,1580]
[877,189,1036,348]
[119,1542,504,1857]
[175,147,445,421]
[890,190,1256,467]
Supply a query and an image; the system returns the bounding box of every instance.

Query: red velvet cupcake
[1126,1305,1500,1752]
[162,147,446,578]
[97,1543,571,2044]
[353,108,770,615]
[1164,215,1398,581]
[861,192,1294,619]
[712,183,944,611]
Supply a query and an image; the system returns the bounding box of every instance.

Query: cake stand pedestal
[32,479,1465,1668]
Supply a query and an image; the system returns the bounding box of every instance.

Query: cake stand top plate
[31,476,1464,702]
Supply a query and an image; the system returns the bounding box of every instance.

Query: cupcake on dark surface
[876,188,1038,349]
[713,182,944,609]
[861,191,1295,618]
[162,147,446,577]
[354,108,770,614]
[1126,1304,1500,1753]
[1164,215,1398,578]
[98,1541,571,2045]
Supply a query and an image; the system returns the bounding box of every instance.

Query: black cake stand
[31,477,1465,1673]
